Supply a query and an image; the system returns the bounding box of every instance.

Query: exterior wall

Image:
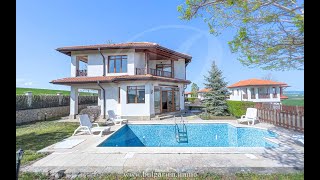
[71,49,136,77]
[87,53,104,76]
[120,82,152,117]
[228,86,281,102]
[16,104,91,124]
[174,59,186,79]
[134,52,145,69]
[71,51,186,80]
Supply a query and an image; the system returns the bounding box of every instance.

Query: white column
[97,89,102,106]
[180,84,185,111]
[71,56,79,77]
[255,87,259,99]
[269,87,273,99]
[247,88,251,100]
[101,89,105,118]
[70,86,79,119]
[277,87,281,100]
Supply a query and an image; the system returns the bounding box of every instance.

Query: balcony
[136,68,172,78]
[258,94,270,99]
[76,69,87,77]
[251,94,256,99]
[273,94,278,98]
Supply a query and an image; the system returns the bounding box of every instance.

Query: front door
[161,91,168,113]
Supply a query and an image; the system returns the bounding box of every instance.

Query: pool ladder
[174,115,188,143]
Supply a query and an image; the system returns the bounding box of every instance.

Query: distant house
[184,91,192,98]
[227,78,289,103]
[198,88,211,100]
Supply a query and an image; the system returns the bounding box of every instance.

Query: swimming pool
[98,123,278,147]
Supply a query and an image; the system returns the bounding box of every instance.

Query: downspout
[97,81,106,119]
[98,48,106,76]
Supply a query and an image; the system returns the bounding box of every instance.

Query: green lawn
[16,87,96,96]
[16,121,78,165]
[281,99,304,106]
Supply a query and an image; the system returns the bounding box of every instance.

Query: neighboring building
[227,79,289,103]
[184,91,192,98]
[198,88,211,100]
[51,42,192,120]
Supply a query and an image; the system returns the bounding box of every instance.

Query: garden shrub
[226,100,256,118]
[186,97,198,103]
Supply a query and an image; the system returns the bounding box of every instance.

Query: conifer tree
[203,61,229,116]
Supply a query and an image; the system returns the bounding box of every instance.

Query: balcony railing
[76,69,87,76]
[251,94,256,99]
[243,94,248,99]
[258,94,270,99]
[273,94,278,98]
[136,68,172,78]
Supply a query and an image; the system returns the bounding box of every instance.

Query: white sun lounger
[237,108,258,125]
[72,114,110,136]
[107,110,128,126]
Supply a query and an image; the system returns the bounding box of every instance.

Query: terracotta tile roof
[184,91,192,94]
[227,78,288,88]
[56,42,192,62]
[198,88,211,93]
[50,75,191,85]
[280,95,289,99]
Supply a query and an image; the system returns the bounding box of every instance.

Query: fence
[255,103,304,132]
[16,95,98,110]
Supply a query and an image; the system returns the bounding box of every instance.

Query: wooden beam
[171,59,174,78]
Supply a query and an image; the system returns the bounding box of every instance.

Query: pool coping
[38,120,303,154]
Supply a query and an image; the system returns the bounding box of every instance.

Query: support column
[247,88,251,100]
[255,87,259,99]
[269,87,273,99]
[70,86,79,119]
[71,56,79,77]
[100,89,105,118]
[97,89,102,106]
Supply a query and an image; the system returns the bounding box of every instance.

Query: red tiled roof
[227,78,288,88]
[280,95,289,99]
[198,88,211,93]
[50,75,191,85]
[56,42,192,62]
[184,91,192,94]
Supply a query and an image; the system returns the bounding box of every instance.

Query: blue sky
[16,0,304,91]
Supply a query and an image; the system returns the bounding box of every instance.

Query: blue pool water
[98,124,278,147]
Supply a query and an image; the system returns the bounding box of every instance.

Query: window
[237,89,239,96]
[127,86,145,103]
[272,87,276,94]
[118,87,121,104]
[108,55,127,73]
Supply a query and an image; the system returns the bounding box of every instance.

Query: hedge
[226,100,256,118]
[16,95,98,110]
[186,97,198,103]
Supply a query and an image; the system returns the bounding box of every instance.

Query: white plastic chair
[72,114,110,136]
[237,108,258,125]
[107,110,128,126]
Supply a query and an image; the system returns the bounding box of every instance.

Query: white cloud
[16,78,34,87]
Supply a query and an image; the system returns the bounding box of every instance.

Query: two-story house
[51,42,192,120]
[227,78,289,103]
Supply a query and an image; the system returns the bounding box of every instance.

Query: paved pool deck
[22,120,304,176]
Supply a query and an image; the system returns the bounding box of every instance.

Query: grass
[199,113,236,120]
[18,172,304,179]
[281,99,304,106]
[16,121,79,165]
[16,87,96,96]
